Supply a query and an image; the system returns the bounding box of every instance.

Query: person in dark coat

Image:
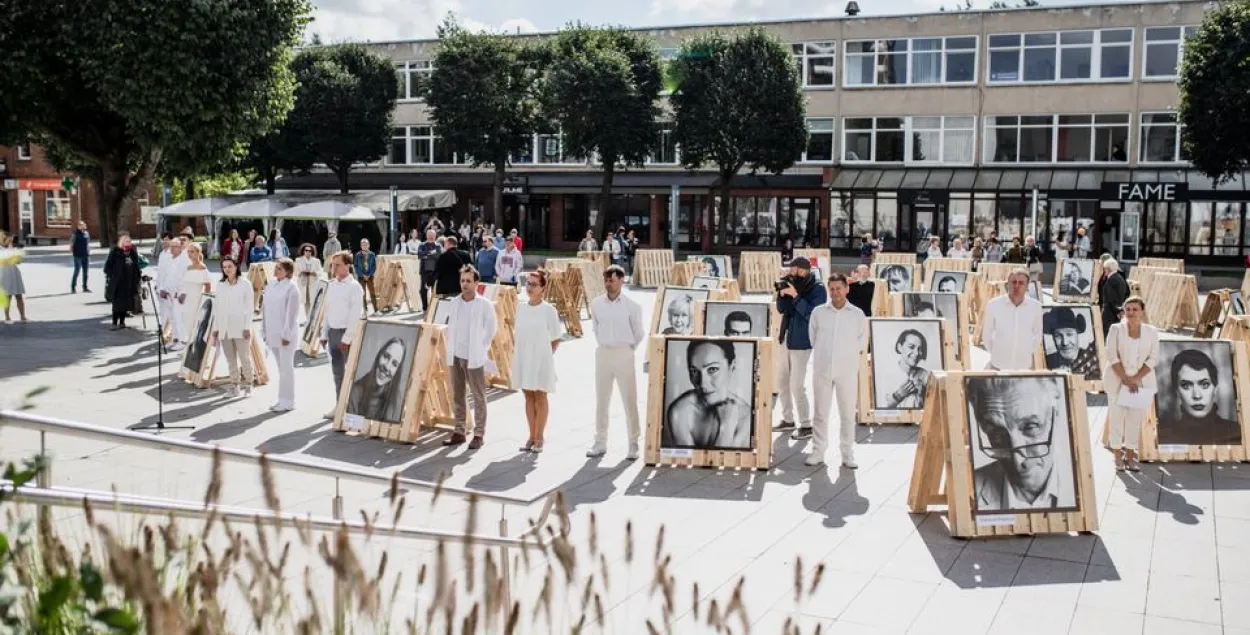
[433,235,472,296]
[1097,257,1130,338]
[104,233,144,329]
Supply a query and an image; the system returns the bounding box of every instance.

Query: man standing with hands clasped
[442,265,498,450]
[775,256,827,439]
[983,268,1043,371]
[588,265,645,460]
[320,251,365,418]
[808,272,868,468]
[155,237,190,350]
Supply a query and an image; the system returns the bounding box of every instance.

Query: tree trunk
[264,168,277,195]
[185,178,197,202]
[594,155,615,240]
[94,175,113,249]
[717,172,733,249]
[334,165,350,194]
[492,162,505,229]
[97,162,131,248]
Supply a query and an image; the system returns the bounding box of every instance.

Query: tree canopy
[0,0,310,245]
[1179,0,1250,184]
[426,21,543,227]
[670,29,807,244]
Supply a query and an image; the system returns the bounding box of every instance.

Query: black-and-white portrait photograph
[182,296,215,374]
[875,264,914,293]
[1057,259,1095,298]
[1231,291,1246,317]
[966,375,1079,514]
[661,338,757,451]
[1042,305,1101,381]
[871,319,944,410]
[704,302,770,337]
[691,275,721,291]
[1154,339,1243,446]
[428,296,455,326]
[689,255,730,279]
[345,322,420,425]
[929,271,968,294]
[901,293,961,359]
[302,281,329,345]
[657,287,712,335]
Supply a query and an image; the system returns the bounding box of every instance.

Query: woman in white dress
[294,243,322,315]
[211,258,256,397]
[180,243,213,342]
[0,232,27,323]
[1103,297,1158,472]
[513,269,563,453]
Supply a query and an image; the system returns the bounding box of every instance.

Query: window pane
[950,198,971,237]
[1059,46,1091,79]
[411,137,431,164]
[1059,31,1094,45]
[389,137,407,164]
[913,51,942,84]
[944,130,974,163]
[1145,43,1179,77]
[807,56,836,85]
[878,130,906,161]
[973,198,996,240]
[1057,124,1091,162]
[880,52,908,84]
[1190,201,1212,255]
[830,196,851,248]
[877,197,899,249]
[433,136,454,164]
[853,197,874,237]
[989,126,1019,162]
[1100,45,1131,78]
[846,41,875,54]
[1093,125,1129,162]
[912,131,940,161]
[1141,122,1179,162]
[806,129,834,162]
[1102,29,1133,43]
[989,50,1020,81]
[946,51,976,82]
[1216,202,1241,256]
[1024,47,1056,81]
[912,116,941,129]
[847,54,874,85]
[998,199,1024,241]
[1020,125,1053,162]
[1169,202,1186,246]
[990,33,1021,47]
[1147,27,1180,41]
[845,132,872,161]
[948,36,977,50]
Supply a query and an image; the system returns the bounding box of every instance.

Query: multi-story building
[0,144,160,243]
[278,1,1250,264]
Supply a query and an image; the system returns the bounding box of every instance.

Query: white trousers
[594,347,641,447]
[1106,404,1145,451]
[812,372,859,462]
[778,349,812,425]
[269,344,296,408]
[158,295,185,342]
[297,274,318,316]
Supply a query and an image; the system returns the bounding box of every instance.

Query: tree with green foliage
[543,26,663,235]
[0,0,310,246]
[670,29,807,246]
[1179,1,1250,184]
[426,21,543,228]
[289,45,397,194]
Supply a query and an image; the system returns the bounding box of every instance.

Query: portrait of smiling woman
[344,322,420,425]
[871,319,945,410]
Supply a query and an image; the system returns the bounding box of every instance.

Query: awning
[227,189,456,212]
[829,167,1250,193]
[154,196,232,218]
[275,200,385,221]
[212,198,290,219]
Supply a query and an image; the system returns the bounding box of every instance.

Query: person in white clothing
[211,258,256,397]
[1103,297,1158,472]
[180,243,213,341]
[807,272,869,468]
[588,265,645,460]
[155,237,190,350]
[263,258,302,412]
[442,265,498,450]
[319,250,365,416]
[513,269,563,453]
[294,243,322,315]
[495,238,523,286]
[982,268,1044,370]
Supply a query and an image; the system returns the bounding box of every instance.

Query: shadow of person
[257,420,334,455]
[464,453,538,493]
[557,458,633,515]
[190,409,283,443]
[802,466,869,529]
[1117,471,1204,525]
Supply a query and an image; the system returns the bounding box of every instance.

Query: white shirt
[213,279,254,340]
[296,255,321,275]
[321,275,365,344]
[591,293,644,350]
[927,246,943,258]
[445,294,497,368]
[983,294,1043,370]
[808,301,868,379]
[261,278,301,348]
[948,248,969,259]
[156,251,189,294]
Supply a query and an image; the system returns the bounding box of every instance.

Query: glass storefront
[561,194,652,243]
[711,196,822,247]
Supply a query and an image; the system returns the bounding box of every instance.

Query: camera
[774,276,795,293]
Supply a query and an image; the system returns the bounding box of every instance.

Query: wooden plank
[875,252,917,265]
[738,251,782,294]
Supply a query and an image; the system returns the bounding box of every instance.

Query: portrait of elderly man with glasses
[967,375,1078,513]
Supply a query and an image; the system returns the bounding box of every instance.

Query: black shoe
[442,433,467,446]
[775,420,797,430]
[83,288,91,293]
[71,288,77,294]
[791,427,813,440]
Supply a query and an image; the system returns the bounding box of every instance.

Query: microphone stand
[130,277,195,433]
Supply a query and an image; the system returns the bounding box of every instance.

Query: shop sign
[502,175,529,196]
[898,189,950,206]
[1102,182,1188,202]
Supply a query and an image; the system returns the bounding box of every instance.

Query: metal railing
[0,409,562,634]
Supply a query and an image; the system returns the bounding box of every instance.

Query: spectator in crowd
[104,233,143,330]
[0,233,28,323]
[476,236,500,284]
[848,264,875,317]
[262,258,301,412]
[578,230,598,252]
[1098,258,1130,338]
[417,230,442,311]
[859,234,875,265]
[1024,236,1044,281]
[509,228,523,251]
[322,232,342,266]
[152,232,172,264]
[268,229,290,259]
[442,265,498,450]
[248,234,272,264]
[434,236,471,296]
[222,229,245,266]
[970,237,985,270]
[496,237,523,286]
[947,237,969,259]
[71,221,91,293]
[353,238,378,313]
[295,244,321,314]
[211,257,256,398]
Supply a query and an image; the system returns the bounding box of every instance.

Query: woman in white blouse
[211,257,256,397]
[294,243,322,315]
[262,258,301,412]
[925,236,943,259]
[1103,297,1159,471]
[512,269,562,453]
[947,237,969,258]
[180,243,213,341]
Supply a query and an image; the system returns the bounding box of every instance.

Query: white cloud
[309,0,537,43]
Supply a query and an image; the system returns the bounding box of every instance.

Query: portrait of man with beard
[345,324,418,424]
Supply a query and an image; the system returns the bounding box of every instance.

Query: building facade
[299,1,1246,264]
[0,144,160,244]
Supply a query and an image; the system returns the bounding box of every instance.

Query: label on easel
[1158,444,1189,453]
[874,410,901,418]
[343,414,365,432]
[660,448,694,459]
[976,514,1016,527]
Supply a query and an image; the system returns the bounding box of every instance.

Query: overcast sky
[308,0,1145,43]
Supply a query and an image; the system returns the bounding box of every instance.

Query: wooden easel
[687,255,736,280]
[875,252,917,265]
[484,286,517,390]
[568,260,606,317]
[868,278,890,316]
[633,249,674,288]
[1129,265,1173,300]
[643,335,775,469]
[1145,272,1200,331]
[543,257,584,273]
[332,321,455,443]
[375,255,417,312]
[183,332,270,389]
[300,280,330,358]
[857,317,957,425]
[1137,257,1184,273]
[576,251,610,269]
[1195,289,1236,338]
[907,371,1099,537]
[923,260,974,290]
[890,293,971,368]
[976,263,1018,283]
[738,251,781,293]
[669,261,706,287]
[395,259,425,313]
[547,267,585,337]
[247,262,276,313]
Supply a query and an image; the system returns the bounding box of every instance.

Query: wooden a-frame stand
[738,251,782,294]
[1195,289,1236,339]
[907,371,1099,537]
[857,317,958,425]
[1144,272,1200,331]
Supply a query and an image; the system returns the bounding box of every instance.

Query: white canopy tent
[154,196,232,218]
[208,198,291,256]
[276,201,387,245]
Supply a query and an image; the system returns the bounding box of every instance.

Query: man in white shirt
[319,250,365,417]
[808,273,869,468]
[588,265,645,460]
[983,268,1043,371]
[156,237,190,350]
[442,265,498,449]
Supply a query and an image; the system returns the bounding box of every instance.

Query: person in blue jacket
[353,238,378,313]
[475,236,499,284]
[775,256,827,439]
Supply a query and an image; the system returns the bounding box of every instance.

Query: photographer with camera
[775,256,826,439]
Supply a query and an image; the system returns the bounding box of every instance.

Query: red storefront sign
[16,178,65,191]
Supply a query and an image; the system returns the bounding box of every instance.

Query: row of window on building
[394,25,1196,100]
[385,111,1188,168]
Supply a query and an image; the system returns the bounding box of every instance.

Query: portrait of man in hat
[1043,305,1101,381]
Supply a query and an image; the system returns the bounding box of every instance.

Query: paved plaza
[2,246,1250,634]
